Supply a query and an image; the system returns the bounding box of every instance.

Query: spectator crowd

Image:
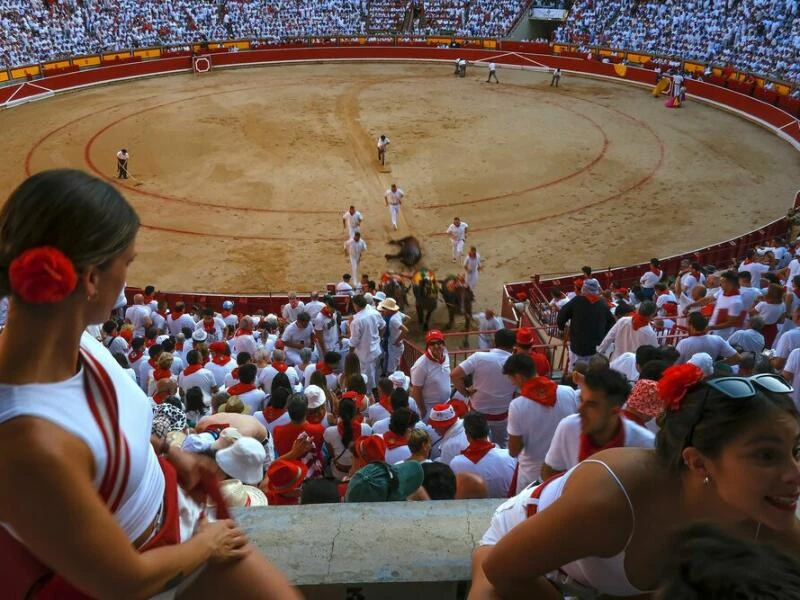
[556,0,800,83]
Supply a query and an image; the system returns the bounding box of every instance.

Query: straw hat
[220,479,268,508]
[377,297,400,312]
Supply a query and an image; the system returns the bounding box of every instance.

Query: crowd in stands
[556,0,800,83]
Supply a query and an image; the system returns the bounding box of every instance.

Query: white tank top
[0,332,165,542]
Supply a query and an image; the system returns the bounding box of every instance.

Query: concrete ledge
[233,499,500,586]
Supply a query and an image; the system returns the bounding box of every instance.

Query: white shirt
[475,313,504,349]
[177,367,217,402]
[479,482,538,547]
[194,318,227,342]
[304,300,326,320]
[774,328,800,361]
[738,261,770,287]
[344,237,367,261]
[609,352,638,382]
[458,349,516,415]
[236,388,267,414]
[450,446,516,498]
[385,444,412,464]
[783,348,800,410]
[343,210,363,233]
[231,333,258,358]
[281,321,314,351]
[710,292,744,340]
[116,150,129,161]
[544,414,655,473]
[433,419,469,465]
[385,188,404,206]
[205,358,236,387]
[446,222,468,242]
[166,312,196,336]
[281,301,306,324]
[257,365,301,394]
[507,386,578,490]
[739,286,760,312]
[598,316,658,358]
[675,334,737,363]
[125,304,151,337]
[336,281,354,295]
[410,354,451,416]
[754,301,785,325]
[349,308,382,362]
[639,269,662,289]
[488,62,496,72]
[377,137,390,150]
[255,410,291,435]
[313,310,339,353]
[324,422,373,467]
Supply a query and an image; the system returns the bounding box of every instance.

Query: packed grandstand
[2,0,800,598]
[1,0,798,85]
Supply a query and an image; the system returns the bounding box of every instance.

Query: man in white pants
[385,183,404,231]
[464,246,482,291]
[377,134,390,165]
[344,232,367,283]
[342,205,363,238]
[446,216,468,263]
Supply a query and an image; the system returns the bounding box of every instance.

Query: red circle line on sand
[82,86,340,215]
[417,99,610,210]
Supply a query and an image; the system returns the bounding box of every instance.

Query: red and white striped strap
[80,347,130,513]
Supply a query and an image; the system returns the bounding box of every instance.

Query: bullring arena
[1,48,798,318]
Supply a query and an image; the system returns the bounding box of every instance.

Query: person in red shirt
[272,393,325,456]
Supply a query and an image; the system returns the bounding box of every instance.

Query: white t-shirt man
[710,292,744,340]
[598,316,658,358]
[446,220,469,262]
[343,209,363,238]
[178,367,217,403]
[385,187,404,230]
[450,445,516,498]
[281,301,306,324]
[167,311,196,336]
[675,333,737,364]
[543,414,655,474]
[433,419,469,465]
[507,385,578,492]
[344,236,367,280]
[475,313,504,350]
[235,388,267,414]
[257,364,302,395]
[281,321,314,365]
[125,304,152,337]
[410,354,451,419]
[206,357,236,387]
[458,348,516,444]
[313,310,340,354]
[738,260,770,288]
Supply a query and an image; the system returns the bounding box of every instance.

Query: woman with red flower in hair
[473,362,800,599]
[0,170,298,599]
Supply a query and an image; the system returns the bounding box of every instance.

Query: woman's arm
[483,461,634,597]
[0,418,245,600]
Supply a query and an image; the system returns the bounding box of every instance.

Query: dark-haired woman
[0,170,298,598]
[323,397,372,480]
[475,364,800,599]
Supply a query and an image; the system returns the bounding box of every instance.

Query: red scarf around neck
[211,355,231,367]
[234,329,250,337]
[578,418,626,461]
[170,310,183,321]
[262,406,287,423]
[153,368,172,382]
[183,364,204,376]
[631,313,650,331]
[378,394,393,414]
[203,320,216,333]
[321,306,333,318]
[221,310,231,319]
[227,383,256,396]
[145,339,156,348]
[153,391,169,405]
[128,349,143,364]
[230,367,240,380]
[520,377,557,407]
[583,294,602,304]
[175,342,184,351]
[383,430,408,449]
[143,295,154,304]
[315,361,333,375]
[272,361,288,373]
[148,357,158,369]
[425,348,445,364]
[461,439,495,464]
[650,267,661,276]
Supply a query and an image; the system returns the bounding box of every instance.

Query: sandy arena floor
[1,63,798,317]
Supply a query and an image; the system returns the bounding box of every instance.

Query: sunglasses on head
[684,374,793,448]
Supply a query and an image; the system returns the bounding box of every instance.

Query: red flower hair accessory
[8,247,78,304]
[658,364,705,411]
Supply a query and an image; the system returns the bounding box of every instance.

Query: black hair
[494,328,516,349]
[286,393,308,423]
[164,396,183,410]
[377,377,393,397]
[583,367,630,408]
[0,169,140,298]
[657,523,800,599]
[421,462,457,500]
[638,360,669,381]
[720,270,739,286]
[388,407,417,436]
[688,312,708,331]
[268,387,290,409]
[185,387,205,412]
[352,295,367,309]
[737,270,752,282]
[148,344,163,359]
[463,411,490,440]
[658,344,680,365]
[347,373,367,395]
[615,302,635,318]
[236,351,251,366]
[324,351,341,364]
[300,478,341,505]
[637,301,657,317]
[270,372,292,396]
[635,345,660,368]
[238,363,257,384]
[161,337,175,353]
[144,285,155,295]
[338,397,357,448]
[102,320,117,334]
[130,337,145,351]
[181,326,194,339]
[502,352,535,378]
[656,381,798,472]
[186,350,200,365]
[390,388,410,410]
[144,327,157,340]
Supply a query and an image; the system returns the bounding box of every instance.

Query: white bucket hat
[377,297,400,312]
[304,385,326,409]
[220,479,268,507]
[192,329,208,343]
[389,370,410,390]
[215,437,266,485]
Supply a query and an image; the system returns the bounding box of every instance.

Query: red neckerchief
[690,270,701,280]
[230,367,240,380]
[662,301,678,317]
[262,406,287,423]
[271,361,288,373]
[578,419,626,461]
[155,310,167,320]
[316,361,333,375]
[723,289,741,297]
[211,355,231,367]
[520,377,557,407]
[574,277,584,293]
[153,368,171,382]
[183,364,204,376]
[221,310,231,319]
[234,329,250,337]
[341,391,367,411]
[203,320,216,333]
[148,357,158,369]
[227,383,256,396]
[743,259,753,265]
[153,391,169,405]
[143,294,154,304]
[631,313,650,331]
[175,342,184,351]
[266,492,299,506]
[128,349,143,363]
[378,394,393,414]
[336,421,363,439]
[383,430,408,449]
[425,348,445,364]
[290,300,299,309]
[307,411,325,425]
[650,267,661,276]
[583,294,602,304]
[145,339,156,348]
[170,310,183,321]
[461,440,495,464]
[321,306,333,318]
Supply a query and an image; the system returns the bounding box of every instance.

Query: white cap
[215,438,267,485]
[156,334,170,345]
[688,352,714,378]
[389,370,410,390]
[375,291,387,301]
[192,329,208,342]
[304,385,326,409]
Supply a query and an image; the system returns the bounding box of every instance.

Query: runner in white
[377,134,390,165]
[344,232,367,283]
[446,216,468,263]
[342,205,363,238]
[486,62,499,83]
[385,184,404,231]
[464,246,482,291]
